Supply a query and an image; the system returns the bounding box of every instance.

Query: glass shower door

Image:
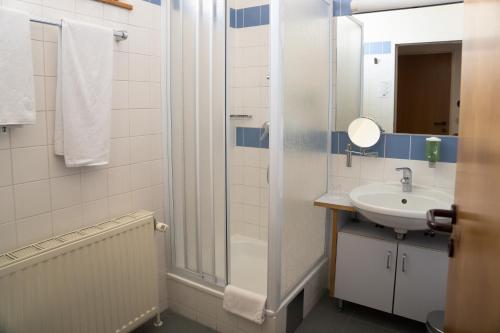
[168,0,226,286]
[267,0,331,311]
[226,0,270,296]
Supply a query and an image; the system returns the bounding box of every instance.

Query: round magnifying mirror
[347,117,382,148]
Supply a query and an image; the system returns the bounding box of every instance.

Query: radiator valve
[154,220,169,232]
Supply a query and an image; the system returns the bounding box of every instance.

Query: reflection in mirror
[396,42,461,135]
[335,3,464,135]
[347,117,381,148]
[335,16,363,131]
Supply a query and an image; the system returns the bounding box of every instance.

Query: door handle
[386,251,392,269]
[401,254,407,273]
[426,204,456,233]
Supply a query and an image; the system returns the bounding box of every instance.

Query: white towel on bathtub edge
[223,285,267,325]
[54,18,113,167]
[0,7,36,126]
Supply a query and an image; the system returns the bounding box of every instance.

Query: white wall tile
[129,53,150,81]
[31,40,44,76]
[109,137,131,167]
[47,145,80,178]
[0,186,15,224]
[360,156,384,182]
[16,212,52,245]
[0,222,17,253]
[14,180,51,219]
[83,198,108,224]
[34,76,46,111]
[52,205,83,234]
[43,41,57,76]
[75,0,103,17]
[129,81,150,108]
[0,150,12,187]
[132,187,153,211]
[10,111,47,148]
[81,169,108,202]
[12,146,49,184]
[108,192,132,217]
[112,81,129,109]
[108,165,130,195]
[111,109,130,138]
[50,174,81,210]
[44,77,56,110]
[130,135,153,163]
[129,109,152,136]
[131,161,151,190]
[113,51,129,81]
[0,131,10,150]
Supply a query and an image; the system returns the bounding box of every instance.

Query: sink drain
[401,199,407,204]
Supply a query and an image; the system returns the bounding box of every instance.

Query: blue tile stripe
[364,41,392,55]
[236,127,269,149]
[332,132,458,163]
[238,128,458,162]
[333,0,352,16]
[230,5,270,28]
[145,0,161,5]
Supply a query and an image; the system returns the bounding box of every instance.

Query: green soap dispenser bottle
[425,137,441,168]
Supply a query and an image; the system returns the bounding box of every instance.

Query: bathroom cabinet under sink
[334,221,449,322]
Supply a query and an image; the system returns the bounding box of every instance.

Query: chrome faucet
[395,167,412,192]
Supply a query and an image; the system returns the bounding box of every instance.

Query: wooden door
[393,244,448,323]
[445,0,500,331]
[396,53,452,134]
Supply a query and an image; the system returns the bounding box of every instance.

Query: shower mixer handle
[260,121,270,141]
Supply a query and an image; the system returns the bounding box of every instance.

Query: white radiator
[0,210,160,333]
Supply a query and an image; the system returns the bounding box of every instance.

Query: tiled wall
[0,0,167,309]
[329,132,458,193]
[228,0,269,242]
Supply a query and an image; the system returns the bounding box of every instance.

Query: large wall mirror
[335,3,464,135]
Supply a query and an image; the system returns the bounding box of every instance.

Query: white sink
[349,183,453,235]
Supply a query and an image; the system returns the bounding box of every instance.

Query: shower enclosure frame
[164,0,332,317]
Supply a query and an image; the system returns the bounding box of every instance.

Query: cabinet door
[335,232,397,313]
[393,244,449,322]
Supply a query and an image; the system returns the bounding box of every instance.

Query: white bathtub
[230,234,268,295]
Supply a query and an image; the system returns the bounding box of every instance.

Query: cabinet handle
[386,251,392,269]
[402,254,407,273]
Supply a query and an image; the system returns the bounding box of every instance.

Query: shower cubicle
[165,0,331,319]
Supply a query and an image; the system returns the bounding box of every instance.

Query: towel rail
[29,18,128,41]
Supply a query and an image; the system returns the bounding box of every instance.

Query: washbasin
[349,183,454,236]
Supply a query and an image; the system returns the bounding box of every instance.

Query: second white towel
[55,19,113,167]
[223,285,267,325]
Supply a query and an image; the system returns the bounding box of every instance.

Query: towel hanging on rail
[54,19,114,167]
[0,7,36,126]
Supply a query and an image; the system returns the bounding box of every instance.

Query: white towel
[55,19,113,167]
[0,7,36,125]
[223,285,267,324]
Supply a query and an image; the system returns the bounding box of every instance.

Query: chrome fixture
[395,167,413,192]
[229,114,253,120]
[29,18,128,41]
[345,143,378,167]
[260,121,270,141]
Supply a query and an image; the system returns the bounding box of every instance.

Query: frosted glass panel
[278,0,330,296]
[169,0,226,284]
